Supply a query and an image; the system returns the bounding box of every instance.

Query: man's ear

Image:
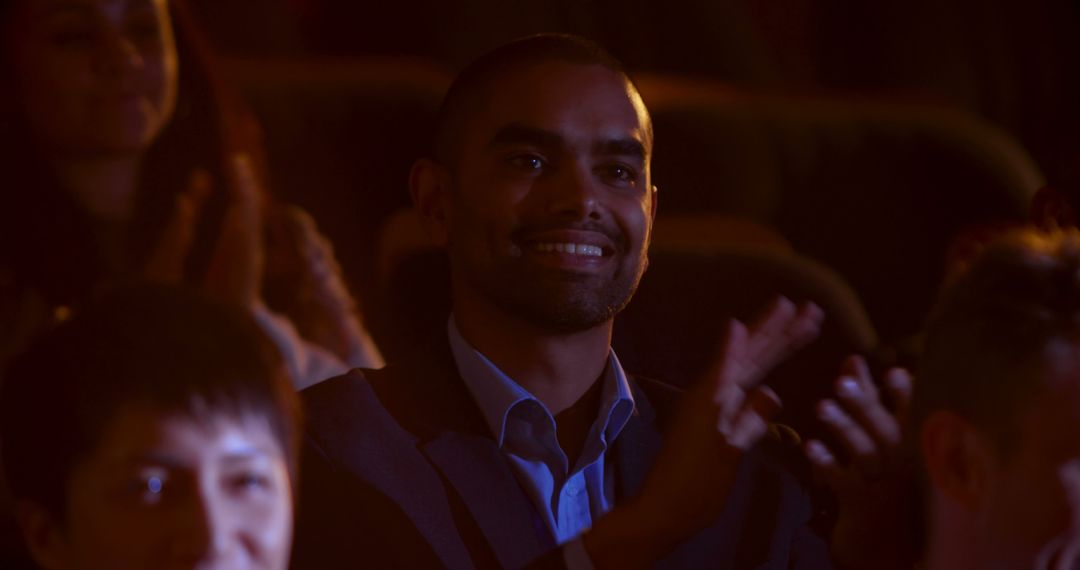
[921,410,995,513]
[409,158,452,247]
[15,500,68,569]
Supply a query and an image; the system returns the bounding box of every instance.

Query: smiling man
[293,34,830,569]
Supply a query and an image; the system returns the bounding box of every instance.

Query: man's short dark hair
[433,33,646,166]
[914,228,1080,455]
[0,286,300,521]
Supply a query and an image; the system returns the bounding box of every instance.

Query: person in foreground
[0,286,299,569]
[912,228,1080,570]
[293,34,834,569]
[809,228,1080,569]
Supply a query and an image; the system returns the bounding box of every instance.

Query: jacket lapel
[380,335,554,568]
[614,376,666,499]
[421,431,554,568]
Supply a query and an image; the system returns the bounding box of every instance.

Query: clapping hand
[805,356,916,570]
[585,297,823,568]
[144,154,265,310]
[1036,460,1080,570]
[264,205,383,366]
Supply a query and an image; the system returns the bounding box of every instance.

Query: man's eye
[227,472,272,495]
[507,155,546,171]
[125,474,167,505]
[602,164,638,185]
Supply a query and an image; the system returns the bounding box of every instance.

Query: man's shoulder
[301,333,456,422]
[299,367,411,457]
[301,367,388,427]
[299,336,487,454]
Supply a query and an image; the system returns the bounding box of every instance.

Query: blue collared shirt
[447,319,636,545]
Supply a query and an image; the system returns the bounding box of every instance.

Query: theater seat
[613,236,878,439]
[225,57,454,308]
[374,208,875,439]
[635,74,1044,343]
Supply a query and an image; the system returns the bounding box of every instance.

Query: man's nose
[545,163,602,221]
[173,487,231,566]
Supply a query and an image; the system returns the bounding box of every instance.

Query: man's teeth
[534,243,603,257]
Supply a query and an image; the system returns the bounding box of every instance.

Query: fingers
[712,319,749,408]
[230,153,263,229]
[724,386,781,450]
[817,398,884,475]
[708,297,823,396]
[203,154,265,308]
[805,438,845,490]
[1040,461,1080,570]
[841,355,878,399]
[884,368,914,427]
[744,298,824,376]
[834,373,903,451]
[143,169,212,282]
[703,296,821,455]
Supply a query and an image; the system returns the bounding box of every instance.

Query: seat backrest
[374,208,875,438]
[613,239,877,439]
[226,57,453,304]
[636,75,1044,341]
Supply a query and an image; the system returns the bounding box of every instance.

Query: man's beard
[460,245,648,334]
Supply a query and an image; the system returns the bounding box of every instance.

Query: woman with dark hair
[0,0,383,387]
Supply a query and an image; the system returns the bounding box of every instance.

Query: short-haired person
[1,286,299,569]
[293,34,834,568]
[911,228,1080,569]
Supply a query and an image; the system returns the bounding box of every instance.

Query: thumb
[143,169,212,282]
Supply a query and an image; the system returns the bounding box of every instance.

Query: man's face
[979,342,1080,568]
[441,61,655,332]
[37,407,294,569]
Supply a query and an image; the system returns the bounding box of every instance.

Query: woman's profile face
[3,0,179,157]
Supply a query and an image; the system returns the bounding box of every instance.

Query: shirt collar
[447,317,635,448]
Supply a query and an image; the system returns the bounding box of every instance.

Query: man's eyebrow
[124,452,185,469]
[594,138,646,161]
[488,124,564,149]
[125,447,269,467]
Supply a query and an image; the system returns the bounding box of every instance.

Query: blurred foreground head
[1,286,299,570]
[915,228,1080,569]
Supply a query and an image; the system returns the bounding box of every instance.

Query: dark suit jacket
[292,337,833,569]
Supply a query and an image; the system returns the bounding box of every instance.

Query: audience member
[0,0,383,388]
[914,228,1080,569]
[1037,459,1080,570]
[0,285,299,569]
[292,34,840,568]
[822,228,1080,569]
